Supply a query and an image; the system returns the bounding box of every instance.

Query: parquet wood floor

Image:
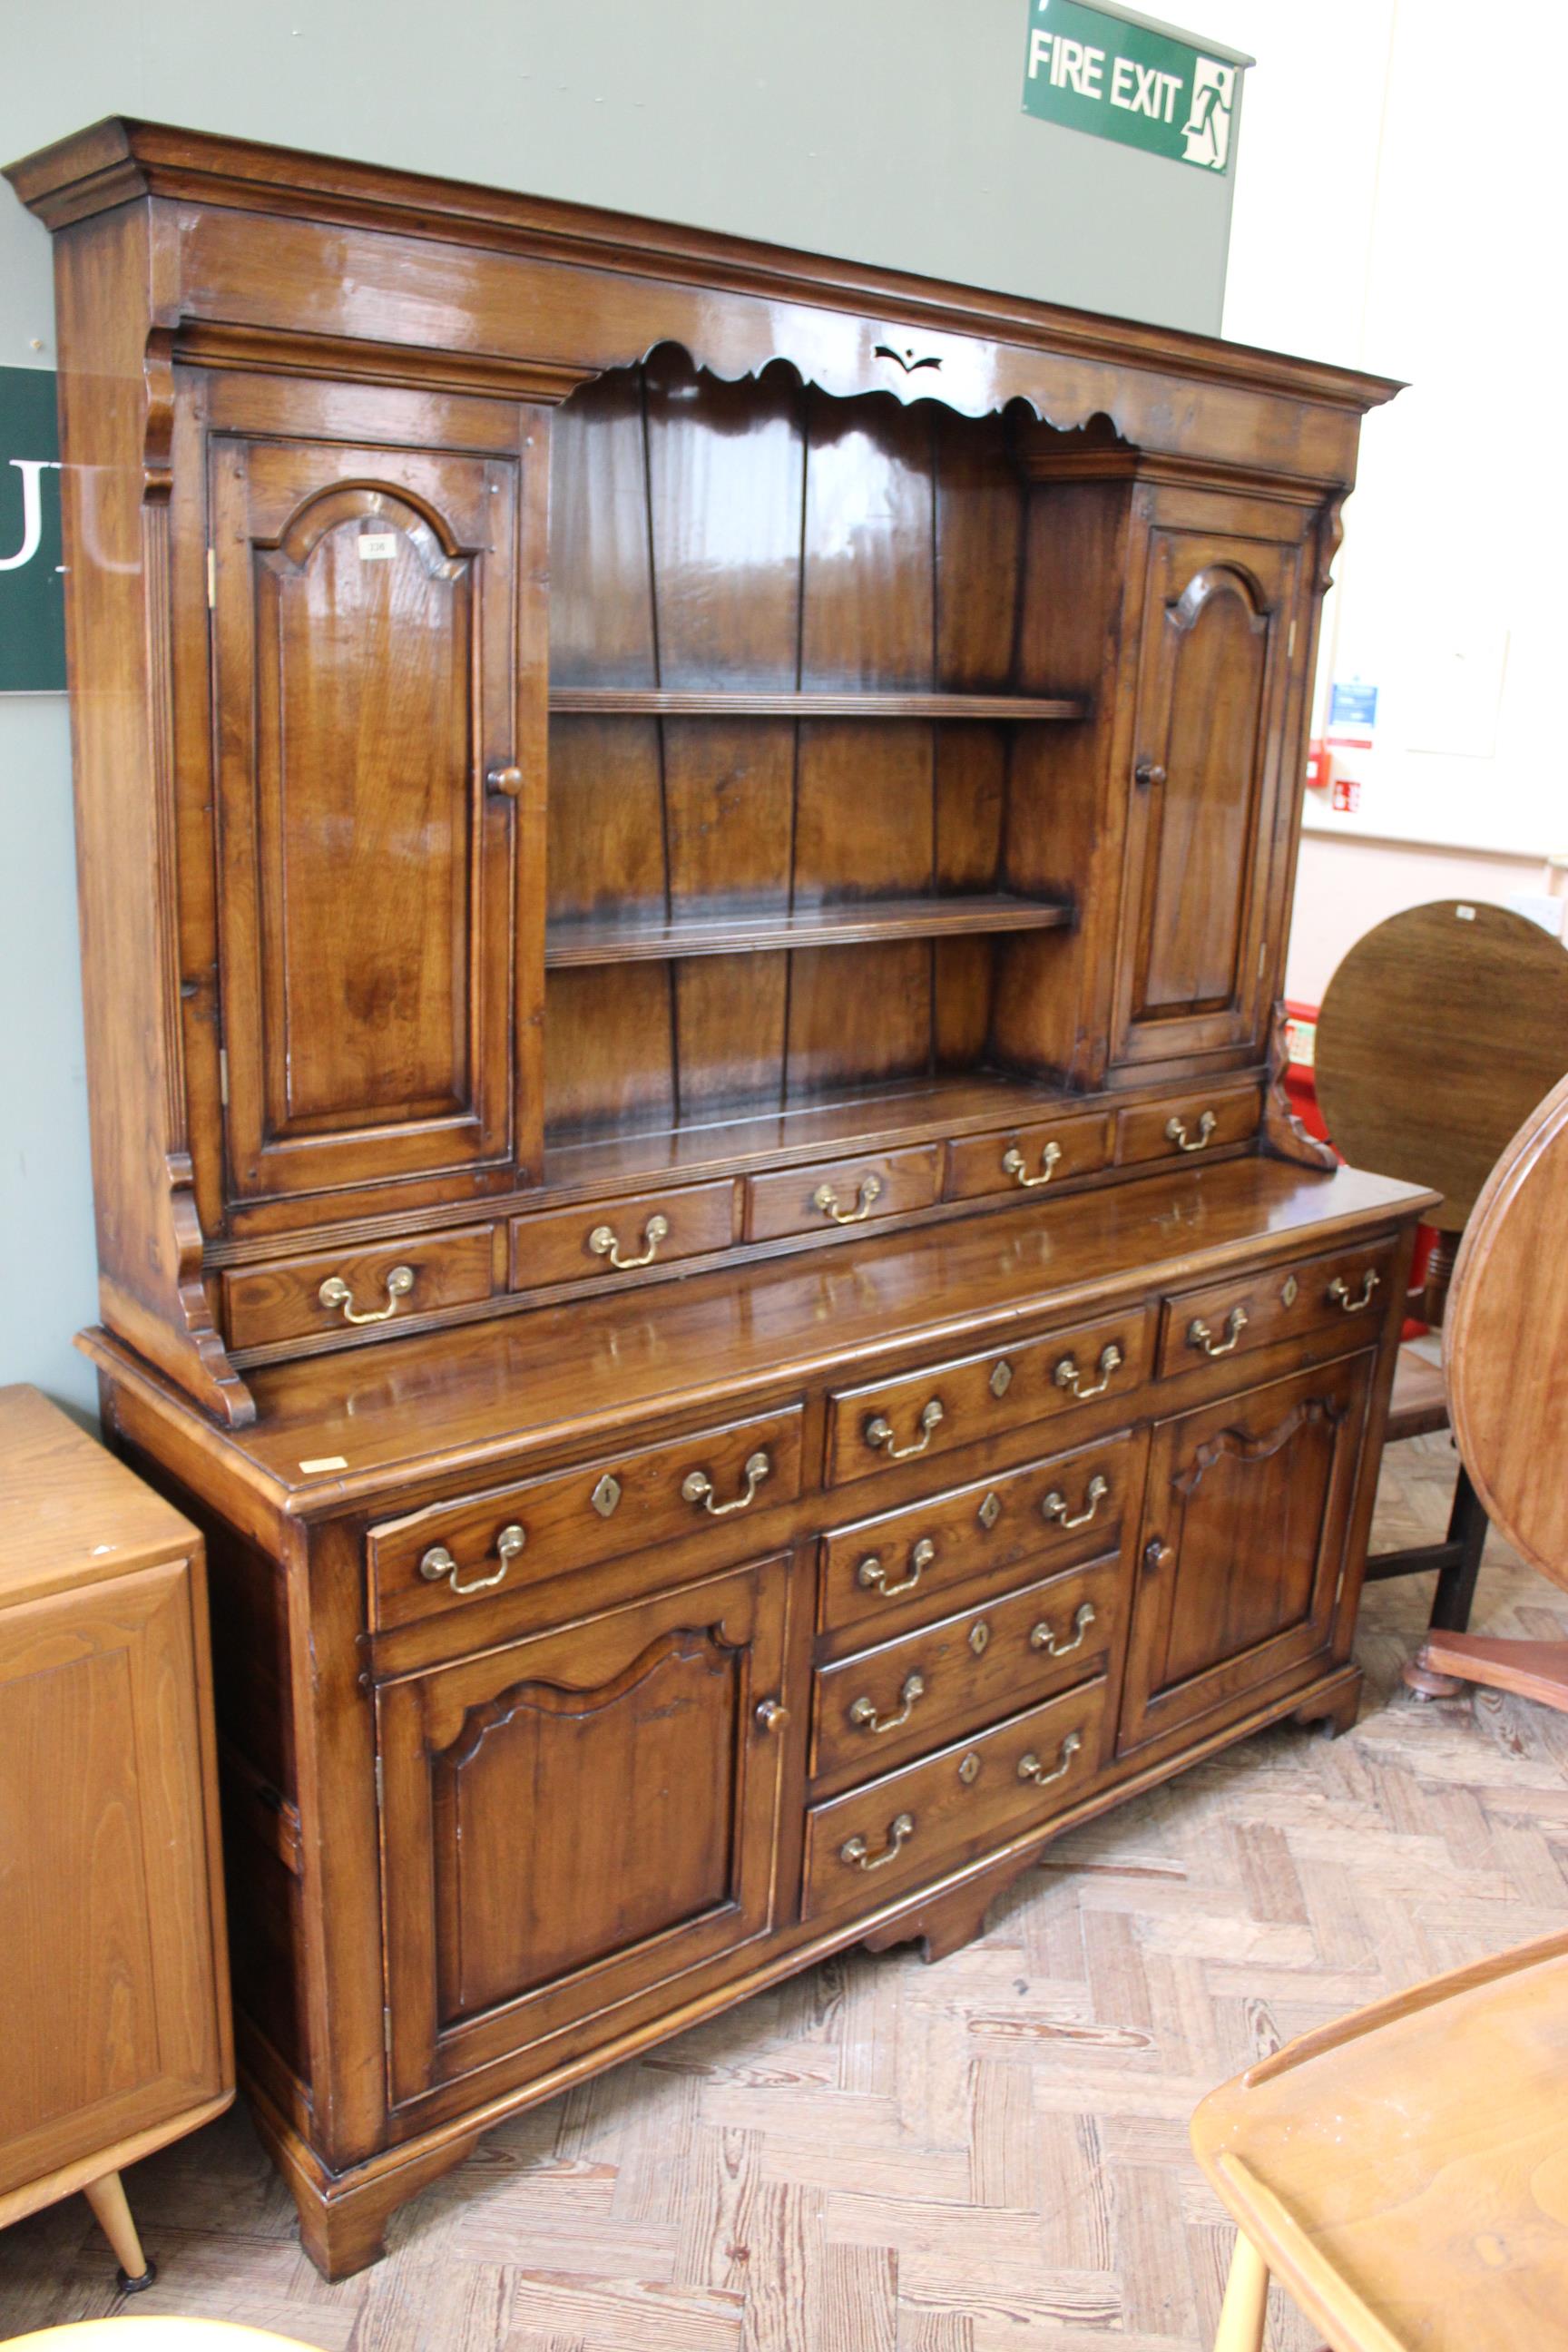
[5,1431,1566,2351]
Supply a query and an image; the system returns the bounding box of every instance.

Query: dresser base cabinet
[93,1160,1429,2278]
[9,120,1429,2278]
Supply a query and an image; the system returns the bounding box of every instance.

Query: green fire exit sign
[1022,0,1251,175]
[0,365,65,692]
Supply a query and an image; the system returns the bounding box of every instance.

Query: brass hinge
[218,1046,229,1107]
[375,1755,384,1808]
[1288,618,1297,658]
[1259,938,1269,977]
[383,2005,393,2067]
[207,547,216,609]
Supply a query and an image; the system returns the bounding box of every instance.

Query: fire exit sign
[0,365,65,693]
[1022,0,1251,176]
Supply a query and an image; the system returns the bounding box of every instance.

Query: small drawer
[746,1146,939,1243]
[818,1431,1133,1641]
[1158,1237,1399,1377]
[511,1181,736,1289]
[811,1552,1121,1789]
[946,1112,1112,1202]
[368,1406,804,1635]
[1116,1085,1263,1167]
[223,1225,495,1352]
[801,1675,1109,1920]
[825,1307,1152,1489]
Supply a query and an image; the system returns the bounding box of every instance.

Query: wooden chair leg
[83,2171,156,2292]
[1213,2230,1269,2352]
[1428,1465,1488,1632]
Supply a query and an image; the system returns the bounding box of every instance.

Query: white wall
[1203,0,1568,998]
[0,0,1243,1415]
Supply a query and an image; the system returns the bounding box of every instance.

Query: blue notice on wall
[1328,680,1378,730]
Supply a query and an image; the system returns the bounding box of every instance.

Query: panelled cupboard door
[209,431,540,1207]
[0,1560,224,2198]
[1113,529,1301,1066]
[1118,1353,1372,1755]
[377,1553,792,2107]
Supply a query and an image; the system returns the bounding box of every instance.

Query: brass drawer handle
[1054,1343,1122,1400]
[864,1398,944,1459]
[1166,1111,1218,1153]
[1002,1140,1062,1190]
[682,1448,771,1516]
[1042,1474,1109,1531]
[1018,1729,1083,1788]
[418,1521,524,1596]
[1031,1602,1096,1658]
[858,1536,935,1598]
[1328,1269,1380,1314]
[850,1672,926,1736]
[318,1263,415,1326]
[840,1812,915,1872]
[1189,1304,1249,1358]
[589,1212,669,1270]
[814,1174,883,1225]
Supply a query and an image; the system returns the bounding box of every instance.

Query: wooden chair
[1314,900,1568,1632]
[1192,1928,1568,2351]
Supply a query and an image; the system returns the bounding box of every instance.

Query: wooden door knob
[755,1698,789,1733]
[486,764,524,798]
[1142,1536,1175,1574]
[1134,759,1167,788]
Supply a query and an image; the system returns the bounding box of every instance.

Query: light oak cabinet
[0,1387,231,2280]
[8,121,1433,2278]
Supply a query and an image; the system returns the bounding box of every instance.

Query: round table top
[1314,900,1568,1231]
[1446,1070,1568,1589]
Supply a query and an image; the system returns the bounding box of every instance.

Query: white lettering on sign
[0,457,61,572]
[358,531,397,562]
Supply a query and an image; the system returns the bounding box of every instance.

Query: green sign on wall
[1022,0,1250,175]
[0,366,65,693]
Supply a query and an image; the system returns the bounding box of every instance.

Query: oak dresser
[7,119,1434,2275]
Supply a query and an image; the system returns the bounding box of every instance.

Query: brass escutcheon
[989,1358,1014,1398]
[957,1751,981,1786]
[977,1491,1002,1531]
[968,1619,991,1657]
[590,1473,622,1519]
